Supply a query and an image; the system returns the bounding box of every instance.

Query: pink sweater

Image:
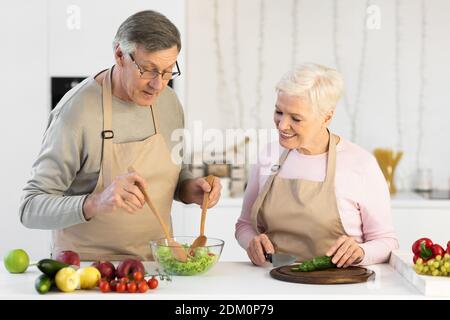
[235,138,399,265]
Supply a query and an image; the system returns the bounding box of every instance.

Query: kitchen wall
[186,0,450,191]
[0,0,185,258]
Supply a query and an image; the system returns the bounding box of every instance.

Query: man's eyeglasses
[129,53,181,80]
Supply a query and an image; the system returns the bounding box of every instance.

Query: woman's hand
[179,177,222,208]
[247,234,275,266]
[83,172,147,219]
[326,235,365,268]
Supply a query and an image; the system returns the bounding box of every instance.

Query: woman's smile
[279,131,297,140]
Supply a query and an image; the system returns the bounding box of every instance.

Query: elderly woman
[235,63,398,267]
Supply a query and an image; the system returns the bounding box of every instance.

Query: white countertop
[210,191,450,209]
[0,254,440,300]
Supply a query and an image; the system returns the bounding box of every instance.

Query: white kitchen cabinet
[171,192,450,262]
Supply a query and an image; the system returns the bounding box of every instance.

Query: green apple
[4,249,30,273]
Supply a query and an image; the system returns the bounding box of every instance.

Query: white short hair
[275,63,343,116]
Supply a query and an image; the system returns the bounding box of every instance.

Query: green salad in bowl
[150,236,224,276]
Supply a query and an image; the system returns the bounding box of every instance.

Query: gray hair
[113,10,181,55]
[276,63,343,117]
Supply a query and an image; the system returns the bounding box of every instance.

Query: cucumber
[312,256,336,270]
[291,255,336,272]
[37,259,70,277]
[35,274,53,294]
[299,260,315,272]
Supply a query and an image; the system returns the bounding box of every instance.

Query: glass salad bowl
[150,236,224,276]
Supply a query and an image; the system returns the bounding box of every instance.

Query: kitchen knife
[264,252,297,267]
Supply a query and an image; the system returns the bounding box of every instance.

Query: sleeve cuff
[78,194,91,223]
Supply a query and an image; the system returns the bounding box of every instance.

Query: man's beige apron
[250,133,347,261]
[52,67,181,261]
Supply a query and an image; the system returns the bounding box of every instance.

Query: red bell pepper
[431,244,445,257]
[412,238,433,260]
[446,241,450,255]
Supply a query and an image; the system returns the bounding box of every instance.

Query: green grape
[432,269,440,276]
[436,255,442,261]
[444,253,450,260]
[423,266,429,273]
[441,266,446,273]
[444,262,450,269]
[416,258,423,265]
[427,259,435,266]
[433,261,440,268]
[414,265,422,274]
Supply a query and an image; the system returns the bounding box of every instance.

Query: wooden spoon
[128,166,187,262]
[190,175,216,250]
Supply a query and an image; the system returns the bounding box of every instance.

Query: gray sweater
[19,77,192,229]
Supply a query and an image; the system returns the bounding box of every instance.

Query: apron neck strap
[150,104,160,134]
[101,67,114,188]
[324,130,337,186]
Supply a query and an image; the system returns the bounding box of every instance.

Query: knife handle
[264,252,273,263]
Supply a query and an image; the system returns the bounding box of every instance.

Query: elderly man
[20,10,221,261]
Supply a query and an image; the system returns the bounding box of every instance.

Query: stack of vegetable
[412,238,450,277]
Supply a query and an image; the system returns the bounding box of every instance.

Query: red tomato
[119,277,129,284]
[127,281,137,293]
[99,281,110,293]
[148,276,158,289]
[109,280,118,292]
[132,271,143,282]
[138,281,149,293]
[116,282,126,293]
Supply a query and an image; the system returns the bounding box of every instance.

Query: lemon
[77,266,101,289]
[55,267,80,292]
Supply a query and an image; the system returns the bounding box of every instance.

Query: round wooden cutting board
[270,265,375,284]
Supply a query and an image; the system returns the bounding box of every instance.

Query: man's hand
[83,172,147,219]
[179,177,222,208]
[326,235,365,268]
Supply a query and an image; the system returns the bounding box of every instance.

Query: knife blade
[265,252,297,267]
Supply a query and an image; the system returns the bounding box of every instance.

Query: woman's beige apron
[52,67,181,261]
[250,133,347,261]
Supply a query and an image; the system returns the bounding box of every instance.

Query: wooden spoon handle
[200,175,215,236]
[128,166,172,241]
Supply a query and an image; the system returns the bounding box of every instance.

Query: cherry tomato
[109,280,118,292]
[138,281,149,293]
[119,277,129,284]
[99,281,110,293]
[116,282,126,293]
[127,281,137,293]
[132,271,143,282]
[148,276,158,289]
